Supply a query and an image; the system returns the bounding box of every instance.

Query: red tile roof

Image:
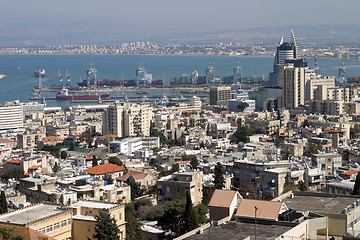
[41,136,62,142]
[235,199,284,221]
[7,159,20,164]
[117,170,148,182]
[342,170,358,176]
[99,134,118,139]
[0,138,15,143]
[84,163,126,175]
[209,189,240,208]
[28,165,40,170]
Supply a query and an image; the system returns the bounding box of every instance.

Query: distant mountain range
[1,24,360,47]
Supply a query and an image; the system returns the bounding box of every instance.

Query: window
[87,224,91,232]
[61,220,67,227]
[46,225,53,233]
[54,222,60,230]
[68,219,72,225]
[39,228,45,234]
[119,213,122,220]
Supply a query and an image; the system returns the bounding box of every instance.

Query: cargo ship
[77,63,163,88]
[56,88,110,100]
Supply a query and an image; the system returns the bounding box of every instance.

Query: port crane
[56,69,63,87]
[314,56,319,74]
[64,69,71,87]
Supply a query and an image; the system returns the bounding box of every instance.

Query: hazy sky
[1,0,360,45]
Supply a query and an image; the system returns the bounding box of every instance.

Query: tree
[92,155,98,167]
[183,191,198,233]
[158,198,207,237]
[158,199,186,236]
[233,126,255,143]
[301,119,311,128]
[93,210,119,240]
[237,102,249,112]
[213,162,225,189]
[0,227,24,240]
[130,182,144,200]
[41,145,60,158]
[0,169,24,181]
[305,144,320,157]
[182,155,199,169]
[108,156,123,166]
[194,204,209,225]
[0,191,8,214]
[82,132,93,148]
[297,180,308,192]
[350,128,357,139]
[52,162,61,173]
[125,210,144,240]
[60,151,67,160]
[352,173,360,195]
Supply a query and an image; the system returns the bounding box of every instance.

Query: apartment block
[157,171,203,205]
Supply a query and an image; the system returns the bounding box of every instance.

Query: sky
[1,0,360,45]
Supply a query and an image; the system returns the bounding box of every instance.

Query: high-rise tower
[269,30,300,88]
[206,61,214,85]
[233,61,241,86]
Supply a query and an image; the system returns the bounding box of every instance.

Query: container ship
[56,88,110,100]
[77,63,163,88]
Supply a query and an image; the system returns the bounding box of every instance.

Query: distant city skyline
[1,0,360,46]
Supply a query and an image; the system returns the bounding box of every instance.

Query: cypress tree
[0,191,7,214]
[93,210,119,240]
[125,210,144,240]
[213,162,225,189]
[353,173,360,195]
[183,191,198,233]
[92,156,98,167]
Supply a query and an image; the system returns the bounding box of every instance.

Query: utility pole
[255,206,258,240]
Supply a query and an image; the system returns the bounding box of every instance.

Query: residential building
[70,201,125,240]
[157,171,203,205]
[109,137,159,156]
[84,163,126,180]
[208,189,242,221]
[102,102,153,137]
[117,170,157,187]
[0,204,72,239]
[282,63,306,109]
[209,86,231,105]
[312,152,342,177]
[0,101,24,133]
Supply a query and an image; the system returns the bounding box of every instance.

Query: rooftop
[183,221,293,240]
[235,199,284,221]
[70,201,118,209]
[280,192,360,214]
[0,204,66,225]
[84,163,126,175]
[208,190,240,208]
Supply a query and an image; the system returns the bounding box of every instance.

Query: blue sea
[0,54,358,108]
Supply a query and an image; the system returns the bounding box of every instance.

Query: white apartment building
[103,102,153,137]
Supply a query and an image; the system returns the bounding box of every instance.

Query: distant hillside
[159,24,360,44]
[1,24,360,47]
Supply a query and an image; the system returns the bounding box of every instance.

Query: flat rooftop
[183,221,292,240]
[0,204,66,225]
[70,201,118,209]
[281,194,360,214]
